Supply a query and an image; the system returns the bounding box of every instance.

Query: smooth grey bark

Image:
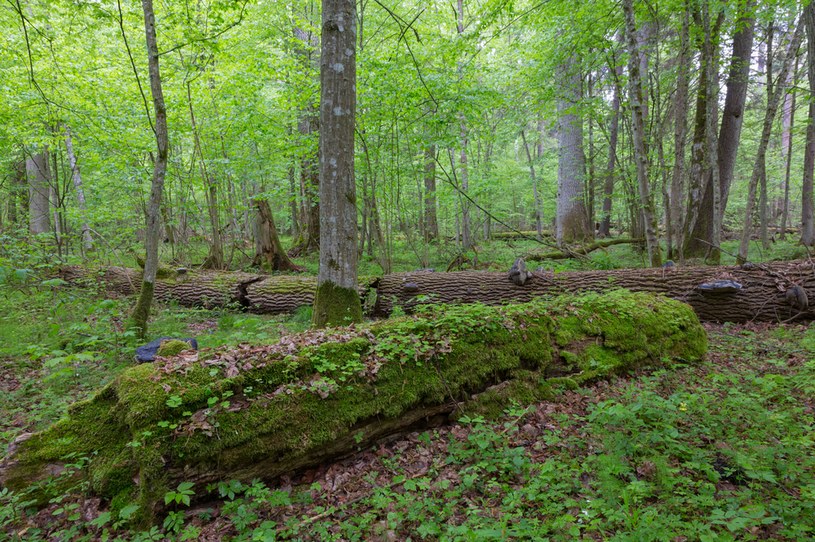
[64,126,93,252]
[623,0,661,266]
[738,18,803,262]
[26,149,51,235]
[803,3,815,246]
[312,0,362,327]
[131,0,169,338]
[780,59,797,239]
[456,0,472,250]
[555,58,591,245]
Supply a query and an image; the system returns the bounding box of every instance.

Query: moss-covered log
[376,260,815,323]
[0,291,705,520]
[524,238,643,261]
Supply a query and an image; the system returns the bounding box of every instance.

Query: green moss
[4,290,706,518]
[157,339,192,357]
[312,281,363,327]
[129,280,155,340]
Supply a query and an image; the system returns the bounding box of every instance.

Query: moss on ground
[1,290,706,522]
[312,281,364,327]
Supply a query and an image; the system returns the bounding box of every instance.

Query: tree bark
[64,126,93,252]
[599,42,623,239]
[556,58,591,245]
[253,199,303,272]
[668,5,690,259]
[26,149,51,235]
[375,260,815,323]
[130,0,169,339]
[803,3,815,246]
[312,0,363,327]
[423,145,438,242]
[623,0,661,267]
[738,19,803,263]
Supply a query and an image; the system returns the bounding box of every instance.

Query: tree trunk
[668,6,690,259]
[312,0,363,328]
[738,19,803,263]
[26,150,51,235]
[599,43,623,239]
[1,291,705,519]
[253,199,303,272]
[556,58,591,245]
[64,126,93,252]
[803,4,815,246]
[779,58,797,240]
[623,0,661,267]
[423,145,438,242]
[521,129,543,240]
[130,0,169,339]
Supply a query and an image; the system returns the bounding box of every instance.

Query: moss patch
[312,281,363,327]
[1,290,706,520]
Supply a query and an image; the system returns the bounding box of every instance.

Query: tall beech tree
[312,0,362,327]
[130,0,169,338]
[803,1,815,246]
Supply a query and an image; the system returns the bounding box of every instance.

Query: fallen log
[375,260,815,323]
[0,291,705,522]
[58,266,370,314]
[524,238,643,261]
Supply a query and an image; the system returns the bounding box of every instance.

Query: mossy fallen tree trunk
[524,238,643,261]
[376,260,815,323]
[1,291,705,521]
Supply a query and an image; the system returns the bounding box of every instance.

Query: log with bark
[0,291,706,521]
[524,237,643,261]
[61,260,815,323]
[375,260,815,323]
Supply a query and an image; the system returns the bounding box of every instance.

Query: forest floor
[1,295,814,540]
[1,237,815,540]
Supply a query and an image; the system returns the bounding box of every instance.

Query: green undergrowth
[1,290,705,526]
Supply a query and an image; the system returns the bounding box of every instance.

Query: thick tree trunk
[130,0,169,339]
[1,291,705,518]
[312,0,362,327]
[803,4,815,246]
[556,58,591,245]
[253,199,303,272]
[26,150,51,235]
[623,0,661,267]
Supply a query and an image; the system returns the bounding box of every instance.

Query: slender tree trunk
[312,0,362,327]
[186,82,224,269]
[556,58,591,245]
[669,5,690,259]
[521,129,543,240]
[26,149,51,235]
[738,19,804,262]
[64,126,93,252]
[600,44,623,238]
[623,0,661,266]
[131,0,169,339]
[802,4,815,246]
[780,60,797,240]
[456,0,472,250]
[424,144,438,242]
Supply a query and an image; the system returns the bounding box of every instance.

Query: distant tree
[803,1,815,246]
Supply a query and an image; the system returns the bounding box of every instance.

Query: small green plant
[164,482,195,507]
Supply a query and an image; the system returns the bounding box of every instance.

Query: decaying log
[525,237,644,261]
[375,260,815,323]
[0,291,705,520]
